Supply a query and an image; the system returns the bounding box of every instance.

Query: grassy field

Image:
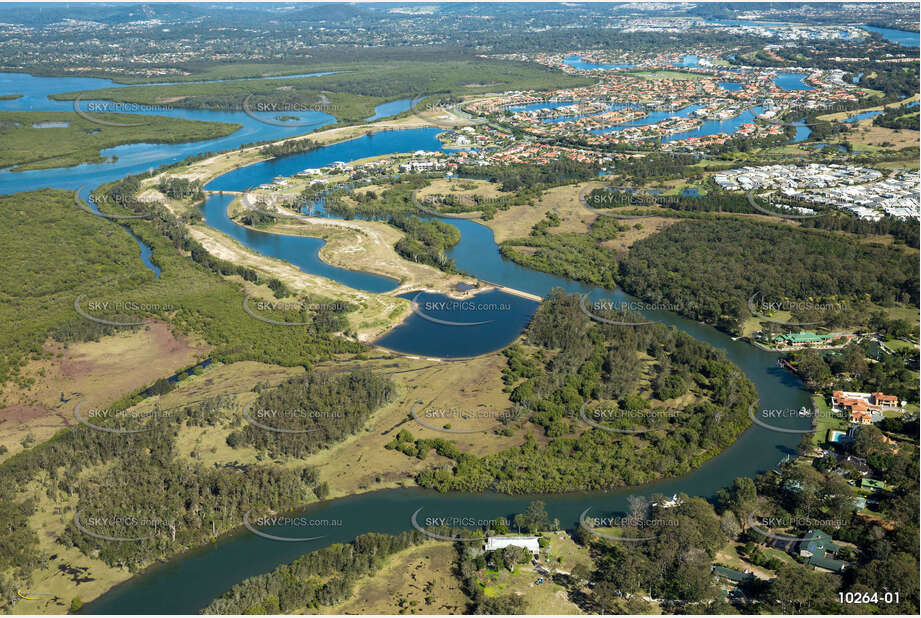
[0,111,240,170]
[0,322,208,463]
[13,475,133,615]
[812,394,848,448]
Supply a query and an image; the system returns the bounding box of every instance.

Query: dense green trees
[390,213,462,273]
[228,369,396,458]
[1,397,325,573]
[405,290,756,493]
[589,495,726,604]
[874,105,920,131]
[618,219,918,335]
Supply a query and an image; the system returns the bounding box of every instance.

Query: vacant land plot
[320,542,468,615]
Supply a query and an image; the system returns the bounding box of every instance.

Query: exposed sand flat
[227,190,463,295]
[188,225,410,340]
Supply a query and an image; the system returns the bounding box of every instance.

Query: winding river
[1,72,814,614]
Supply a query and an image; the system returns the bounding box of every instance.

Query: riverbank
[187,222,410,341]
[224,192,468,297]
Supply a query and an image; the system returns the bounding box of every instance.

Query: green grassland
[50,60,594,124]
[0,111,240,171]
[0,93,23,100]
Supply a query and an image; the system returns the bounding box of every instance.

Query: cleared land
[0,322,208,463]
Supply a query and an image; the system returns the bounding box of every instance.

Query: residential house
[483,536,540,557]
[831,391,900,424]
[799,529,847,573]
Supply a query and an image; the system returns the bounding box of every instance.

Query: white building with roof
[483,536,540,556]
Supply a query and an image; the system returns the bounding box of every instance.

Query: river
[0,71,812,614]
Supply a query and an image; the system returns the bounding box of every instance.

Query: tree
[70,597,82,612]
[720,511,741,539]
[514,500,550,533]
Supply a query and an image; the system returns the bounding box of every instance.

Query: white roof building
[483,536,540,555]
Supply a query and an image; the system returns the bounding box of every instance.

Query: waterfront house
[483,536,540,556]
[832,391,901,423]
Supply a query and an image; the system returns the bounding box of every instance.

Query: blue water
[0,95,812,613]
[862,25,920,47]
[205,128,444,191]
[545,102,638,124]
[588,104,704,134]
[0,64,836,615]
[84,125,814,615]
[663,106,764,142]
[719,81,743,91]
[773,72,812,91]
[793,122,812,142]
[806,143,849,153]
[200,193,397,293]
[845,110,883,123]
[78,185,161,277]
[906,100,920,109]
[853,71,864,84]
[375,290,538,357]
[561,55,635,70]
[365,98,415,121]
